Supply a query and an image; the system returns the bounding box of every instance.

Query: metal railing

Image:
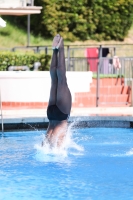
[66,57,89,71]
[66,56,133,79]
[0,44,133,69]
[99,57,133,79]
[0,43,133,55]
[97,56,132,106]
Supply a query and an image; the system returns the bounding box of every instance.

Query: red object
[85,48,99,72]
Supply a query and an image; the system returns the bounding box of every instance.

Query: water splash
[126,148,133,156]
[34,120,84,163]
[26,123,38,131]
[111,148,133,157]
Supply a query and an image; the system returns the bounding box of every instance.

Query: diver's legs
[56,38,72,114]
[48,34,62,106]
[48,50,58,106]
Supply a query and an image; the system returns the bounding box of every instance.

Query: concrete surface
[0,107,133,130]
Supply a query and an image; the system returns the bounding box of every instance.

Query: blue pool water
[0,127,133,200]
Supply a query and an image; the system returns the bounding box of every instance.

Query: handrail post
[67,46,70,71]
[96,45,102,107]
[45,46,48,55]
[131,80,133,107]
[0,87,4,133]
[27,14,30,46]
[114,47,116,56]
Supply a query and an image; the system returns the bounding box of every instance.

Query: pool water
[0,127,133,200]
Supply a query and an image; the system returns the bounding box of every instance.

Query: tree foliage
[30,0,133,41]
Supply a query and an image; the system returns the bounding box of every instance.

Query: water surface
[0,127,133,200]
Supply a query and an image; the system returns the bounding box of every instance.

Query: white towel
[0,17,6,28]
[113,56,121,69]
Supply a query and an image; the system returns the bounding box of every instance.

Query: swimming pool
[0,127,133,200]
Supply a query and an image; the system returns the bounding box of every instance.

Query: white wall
[0,71,92,103]
[0,0,26,7]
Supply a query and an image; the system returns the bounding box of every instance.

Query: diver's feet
[52,34,61,50]
[56,37,63,50]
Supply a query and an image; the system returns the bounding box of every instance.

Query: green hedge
[0,53,51,71]
[89,0,133,41]
[31,0,133,41]
[93,74,124,78]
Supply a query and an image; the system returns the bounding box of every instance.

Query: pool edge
[0,116,133,131]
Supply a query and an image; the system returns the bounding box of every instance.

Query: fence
[0,44,132,107]
[1,44,133,70]
[1,43,133,55]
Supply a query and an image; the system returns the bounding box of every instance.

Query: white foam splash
[34,121,84,163]
[111,148,133,157]
[102,142,121,145]
[126,148,133,156]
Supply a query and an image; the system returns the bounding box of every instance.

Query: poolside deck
[1,107,133,130]
[2,106,133,117]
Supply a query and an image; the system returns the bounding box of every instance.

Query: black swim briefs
[47,105,69,121]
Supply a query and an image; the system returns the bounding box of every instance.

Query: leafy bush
[88,0,133,41]
[33,0,133,41]
[0,53,51,71]
[31,0,88,41]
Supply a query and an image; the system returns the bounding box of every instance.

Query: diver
[42,34,72,147]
